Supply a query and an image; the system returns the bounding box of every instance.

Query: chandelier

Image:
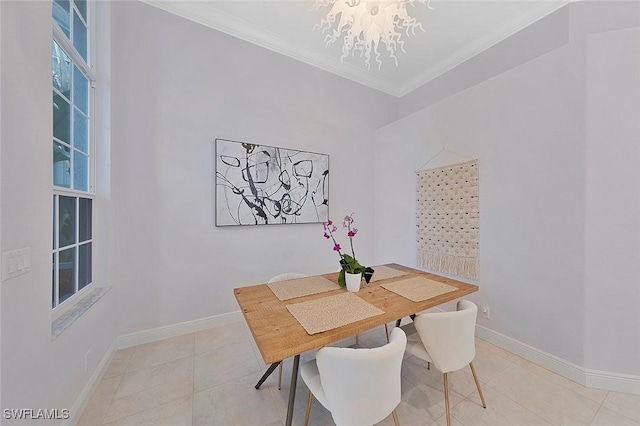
[314,0,433,70]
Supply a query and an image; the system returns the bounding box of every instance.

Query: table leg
[285,354,300,426]
[396,314,417,328]
[254,362,280,390]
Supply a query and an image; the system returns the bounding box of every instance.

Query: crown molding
[397,0,570,96]
[141,1,570,98]
[140,0,400,96]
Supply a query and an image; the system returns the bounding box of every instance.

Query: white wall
[376,40,587,366]
[110,2,399,335]
[0,0,116,419]
[584,27,640,375]
[375,3,640,376]
[0,0,3,413]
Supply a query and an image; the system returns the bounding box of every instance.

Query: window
[52,196,92,306]
[52,0,94,309]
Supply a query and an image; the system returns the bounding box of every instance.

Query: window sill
[51,287,110,339]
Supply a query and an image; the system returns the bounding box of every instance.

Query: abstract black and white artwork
[215,139,329,226]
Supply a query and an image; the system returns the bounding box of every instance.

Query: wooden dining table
[234,263,478,426]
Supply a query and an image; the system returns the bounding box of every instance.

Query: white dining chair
[300,327,407,426]
[402,300,486,426]
[267,272,308,390]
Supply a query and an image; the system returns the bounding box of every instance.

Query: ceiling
[142,0,570,97]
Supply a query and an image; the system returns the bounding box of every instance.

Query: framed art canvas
[215,138,329,226]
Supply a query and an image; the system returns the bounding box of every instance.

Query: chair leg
[427,361,430,370]
[469,361,487,408]
[277,361,283,390]
[392,408,400,426]
[443,372,451,426]
[304,390,313,426]
[384,323,390,342]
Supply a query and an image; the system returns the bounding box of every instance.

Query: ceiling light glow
[314,0,433,70]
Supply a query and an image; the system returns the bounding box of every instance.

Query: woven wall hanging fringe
[416,159,479,280]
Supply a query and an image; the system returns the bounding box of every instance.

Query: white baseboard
[475,324,640,395]
[117,310,244,349]
[586,368,640,395]
[63,340,118,426]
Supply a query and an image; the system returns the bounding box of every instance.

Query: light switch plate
[2,247,31,281]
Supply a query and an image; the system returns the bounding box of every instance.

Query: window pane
[73,11,88,62]
[79,198,92,241]
[73,107,88,153]
[52,254,56,308]
[75,0,87,22]
[53,0,70,38]
[58,248,76,303]
[59,196,76,248]
[73,151,89,191]
[73,66,89,115]
[53,142,71,188]
[78,242,91,290]
[53,196,57,248]
[53,92,71,144]
[52,42,71,97]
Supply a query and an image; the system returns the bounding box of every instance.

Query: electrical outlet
[481,305,490,319]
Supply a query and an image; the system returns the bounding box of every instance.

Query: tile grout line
[103,375,126,424]
[471,355,559,426]
[486,384,556,426]
[102,395,193,426]
[101,338,195,424]
[482,374,570,426]
[514,356,614,406]
[192,333,196,426]
[588,400,606,426]
[588,393,640,426]
[99,348,136,425]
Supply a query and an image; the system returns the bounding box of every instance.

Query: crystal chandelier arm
[313,0,432,68]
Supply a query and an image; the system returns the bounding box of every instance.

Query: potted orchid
[323,214,374,289]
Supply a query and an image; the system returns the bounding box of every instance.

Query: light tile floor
[77,321,640,426]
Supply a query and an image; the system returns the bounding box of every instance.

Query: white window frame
[52,0,97,319]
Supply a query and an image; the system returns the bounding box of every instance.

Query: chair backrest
[268,272,308,283]
[413,300,478,373]
[316,327,407,426]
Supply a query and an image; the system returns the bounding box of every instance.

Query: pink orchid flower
[347,228,358,237]
[333,243,341,251]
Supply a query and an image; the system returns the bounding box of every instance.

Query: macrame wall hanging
[416,159,479,280]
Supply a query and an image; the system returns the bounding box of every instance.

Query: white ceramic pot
[345,272,362,292]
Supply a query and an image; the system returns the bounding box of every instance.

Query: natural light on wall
[314,0,433,70]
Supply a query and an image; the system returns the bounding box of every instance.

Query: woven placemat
[267,276,340,301]
[286,293,385,335]
[370,265,410,282]
[381,277,458,302]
